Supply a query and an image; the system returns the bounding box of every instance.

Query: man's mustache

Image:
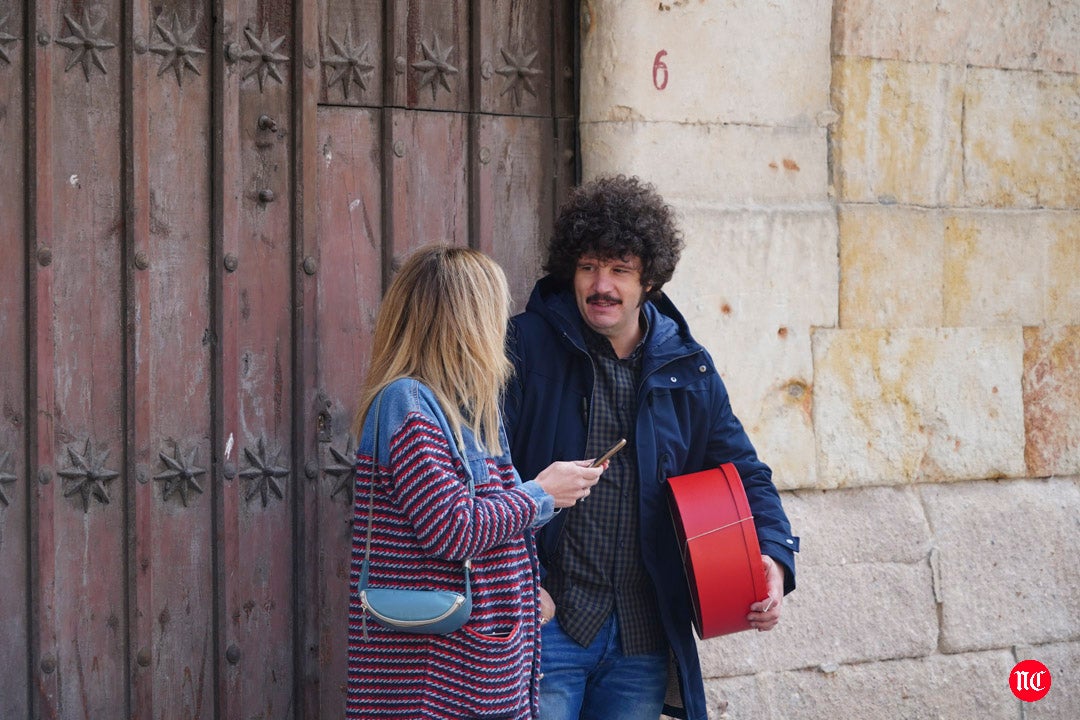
[587,293,621,305]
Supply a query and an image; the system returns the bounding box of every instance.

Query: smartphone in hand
[591,438,627,467]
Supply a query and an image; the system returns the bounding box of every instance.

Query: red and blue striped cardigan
[347,379,544,719]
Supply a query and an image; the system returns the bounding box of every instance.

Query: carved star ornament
[496,46,541,106]
[149,12,205,86]
[0,450,16,507]
[323,439,356,503]
[55,9,116,81]
[0,13,18,66]
[412,34,458,100]
[57,438,120,512]
[239,437,289,507]
[237,24,289,92]
[154,444,207,506]
[322,26,374,99]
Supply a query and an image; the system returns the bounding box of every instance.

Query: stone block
[963,67,1080,209]
[580,0,832,125]
[838,204,944,328]
[831,57,965,206]
[665,208,838,490]
[698,562,937,677]
[781,486,931,567]
[700,674,762,719]
[813,328,1027,487]
[835,0,1080,74]
[1018,640,1080,719]
[580,121,829,207]
[703,650,1018,719]
[921,479,1080,653]
[840,208,1080,330]
[1046,214,1080,325]
[942,212,1049,326]
[1023,327,1080,477]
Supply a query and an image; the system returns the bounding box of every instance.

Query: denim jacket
[356,378,556,537]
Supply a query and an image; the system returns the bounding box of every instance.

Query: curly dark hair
[545,175,683,301]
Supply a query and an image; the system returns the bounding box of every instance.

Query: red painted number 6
[653,50,669,90]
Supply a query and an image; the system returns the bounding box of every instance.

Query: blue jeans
[539,614,668,720]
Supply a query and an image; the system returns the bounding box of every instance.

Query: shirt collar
[583,311,651,361]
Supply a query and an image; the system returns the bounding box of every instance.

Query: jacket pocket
[656,451,671,485]
[432,618,531,717]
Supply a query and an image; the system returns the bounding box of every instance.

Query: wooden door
[0,1,576,718]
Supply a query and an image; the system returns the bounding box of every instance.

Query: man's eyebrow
[578,255,639,265]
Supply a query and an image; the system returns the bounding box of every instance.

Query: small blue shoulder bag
[358,391,473,639]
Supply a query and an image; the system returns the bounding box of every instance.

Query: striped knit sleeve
[495,460,556,526]
[386,411,538,561]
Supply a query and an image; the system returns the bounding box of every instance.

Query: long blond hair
[352,245,513,455]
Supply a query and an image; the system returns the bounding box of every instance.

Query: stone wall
[577,1,1080,717]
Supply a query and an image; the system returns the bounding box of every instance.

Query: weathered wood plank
[317,0,383,107]
[129,2,216,718]
[390,0,469,111]
[387,108,469,270]
[34,1,128,717]
[475,0,554,117]
[218,1,297,717]
[311,104,384,719]
[473,114,552,312]
[0,2,30,717]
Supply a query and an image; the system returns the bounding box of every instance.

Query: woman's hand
[534,460,604,508]
[538,586,556,626]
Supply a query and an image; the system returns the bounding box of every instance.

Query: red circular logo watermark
[1010,660,1051,702]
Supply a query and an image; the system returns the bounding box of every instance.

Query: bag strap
[359,388,474,593]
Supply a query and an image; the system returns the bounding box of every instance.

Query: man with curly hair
[503,175,798,720]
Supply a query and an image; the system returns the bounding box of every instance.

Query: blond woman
[347,245,602,719]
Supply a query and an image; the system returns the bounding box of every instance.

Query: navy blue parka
[503,277,798,720]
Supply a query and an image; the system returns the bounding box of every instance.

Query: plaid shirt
[544,321,666,654]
